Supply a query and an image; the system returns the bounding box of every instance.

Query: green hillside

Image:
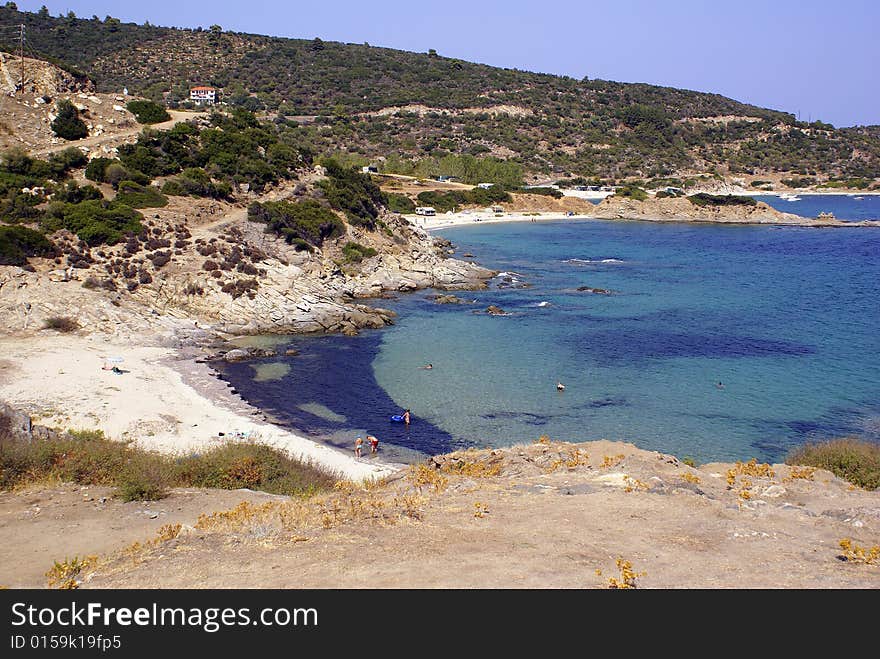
[2,4,879,181]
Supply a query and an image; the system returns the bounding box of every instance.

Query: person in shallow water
[368,435,379,453]
[403,409,411,425]
[354,436,364,458]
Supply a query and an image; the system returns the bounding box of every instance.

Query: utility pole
[18,23,24,94]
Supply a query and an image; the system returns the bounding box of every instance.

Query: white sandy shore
[0,334,399,482]
[408,211,588,231]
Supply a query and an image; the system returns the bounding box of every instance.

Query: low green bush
[0,429,337,500]
[786,438,880,490]
[114,181,168,208]
[386,193,415,213]
[161,168,232,199]
[341,241,377,263]
[614,185,648,201]
[51,100,88,141]
[42,199,144,246]
[318,159,387,229]
[687,193,757,207]
[0,224,56,265]
[126,100,171,124]
[174,443,335,496]
[523,187,563,199]
[52,181,104,204]
[248,199,344,248]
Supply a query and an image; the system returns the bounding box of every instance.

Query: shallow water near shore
[217,205,880,465]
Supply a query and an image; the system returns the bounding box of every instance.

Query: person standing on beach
[354,436,364,458]
[368,435,379,453]
[403,409,411,426]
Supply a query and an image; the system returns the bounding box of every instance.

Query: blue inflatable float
[390,414,405,422]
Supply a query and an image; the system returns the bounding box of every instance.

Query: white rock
[762,485,786,498]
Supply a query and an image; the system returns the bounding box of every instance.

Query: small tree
[51,100,88,140]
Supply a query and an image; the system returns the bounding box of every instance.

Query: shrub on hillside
[84,157,114,183]
[114,181,168,208]
[51,100,88,140]
[52,181,104,204]
[126,99,171,124]
[85,158,149,189]
[386,193,415,213]
[317,159,387,229]
[161,168,231,199]
[0,192,45,225]
[786,438,880,491]
[341,241,377,263]
[0,431,336,500]
[248,199,344,247]
[42,199,144,245]
[522,187,563,199]
[614,185,648,201]
[687,193,757,207]
[173,443,336,495]
[0,225,56,265]
[47,147,88,174]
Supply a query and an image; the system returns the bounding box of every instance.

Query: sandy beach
[408,210,589,231]
[0,334,399,482]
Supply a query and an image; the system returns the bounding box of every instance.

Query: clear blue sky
[14,0,880,127]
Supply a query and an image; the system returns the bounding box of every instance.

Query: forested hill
[2,4,879,182]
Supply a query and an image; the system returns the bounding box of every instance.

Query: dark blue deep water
[217,202,880,464]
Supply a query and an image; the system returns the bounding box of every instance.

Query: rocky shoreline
[587,195,880,226]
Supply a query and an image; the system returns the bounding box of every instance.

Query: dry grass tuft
[46,555,97,589]
[601,454,625,469]
[838,539,880,565]
[408,463,448,492]
[606,558,646,589]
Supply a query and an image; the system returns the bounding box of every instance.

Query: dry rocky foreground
[3,440,877,589]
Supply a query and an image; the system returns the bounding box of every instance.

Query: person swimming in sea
[557,381,565,391]
[716,381,725,389]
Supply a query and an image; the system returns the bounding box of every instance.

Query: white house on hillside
[190,86,218,106]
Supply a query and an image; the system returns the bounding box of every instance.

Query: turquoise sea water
[217,199,880,464]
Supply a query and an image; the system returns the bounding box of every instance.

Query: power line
[17,22,23,93]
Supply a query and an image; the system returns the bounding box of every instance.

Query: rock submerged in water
[486,305,507,315]
[432,294,467,305]
[221,347,278,362]
[577,286,613,295]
